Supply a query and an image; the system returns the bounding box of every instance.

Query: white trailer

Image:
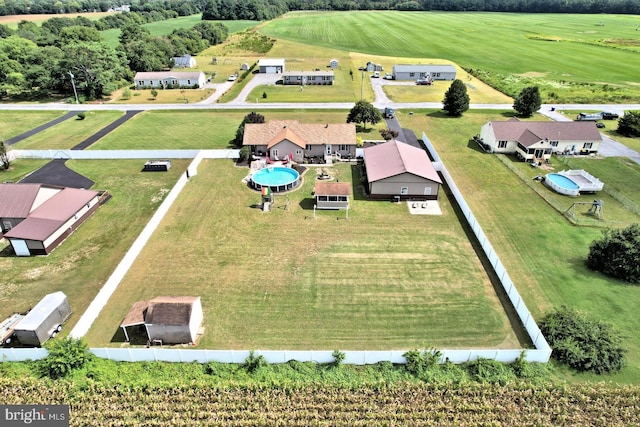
[13,292,71,347]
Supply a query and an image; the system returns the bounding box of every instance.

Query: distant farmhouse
[243,120,356,163]
[282,70,334,85]
[392,64,456,81]
[0,183,102,256]
[479,118,603,162]
[172,54,196,68]
[365,61,383,72]
[363,140,441,200]
[258,59,285,73]
[134,71,206,89]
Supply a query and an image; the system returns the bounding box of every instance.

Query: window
[329,196,338,202]
[550,141,559,147]
[434,73,440,77]
[2,220,12,231]
[583,142,593,149]
[424,187,432,196]
[409,72,415,77]
[339,144,348,151]
[338,196,348,201]
[401,187,408,195]
[498,140,508,148]
[187,80,191,85]
[272,149,278,157]
[306,144,312,150]
[138,81,143,86]
[317,196,328,201]
[295,149,302,155]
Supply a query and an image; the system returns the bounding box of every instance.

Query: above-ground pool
[251,167,300,192]
[545,173,580,196]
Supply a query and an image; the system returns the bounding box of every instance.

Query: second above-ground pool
[545,173,580,196]
[251,167,300,192]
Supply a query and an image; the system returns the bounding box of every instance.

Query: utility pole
[69,72,79,104]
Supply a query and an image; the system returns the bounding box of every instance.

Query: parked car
[384,107,395,119]
[384,73,393,80]
[228,74,238,81]
[372,71,380,78]
[596,122,606,128]
[416,78,432,85]
[601,112,619,120]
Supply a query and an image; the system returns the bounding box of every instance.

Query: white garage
[258,58,285,74]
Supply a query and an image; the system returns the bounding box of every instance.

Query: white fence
[0,142,551,365]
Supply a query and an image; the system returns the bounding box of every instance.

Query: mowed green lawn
[401,109,640,383]
[11,111,123,150]
[92,109,386,150]
[0,159,191,335]
[84,160,521,350]
[261,11,640,102]
[0,111,64,140]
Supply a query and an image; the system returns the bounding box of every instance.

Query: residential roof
[134,71,204,80]
[120,300,149,327]
[0,183,46,218]
[393,64,456,73]
[314,182,351,196]
[243,120,356,148]
[488,120,602,147]
[4,188,99,241]
[258,58,285,66]
[145,296,200,326]
[282,70,334,77]
[363,140,442,183]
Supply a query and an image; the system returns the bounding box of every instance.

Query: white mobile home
[392,64,456,81]
[134,71,206,89]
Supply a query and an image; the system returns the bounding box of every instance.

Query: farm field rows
[84,159,522,350]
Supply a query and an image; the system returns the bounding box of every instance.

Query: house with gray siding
[282,70,334,85]
[134,71,206,89]
[243,120,356,163]
[363,140,441,200]
[392,64,456,81]
[479,118,603,162]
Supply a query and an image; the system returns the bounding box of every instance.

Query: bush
[540,306,626,374]
[37,337,93,379]
[465,358,516,385]
[331,350,346,367]
[403,349,442,377]
[76,112,86,120]
[245,350,268,373]
[586,223,640,283]
[238,146,250,162]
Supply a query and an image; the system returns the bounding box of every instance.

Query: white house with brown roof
[363,140,441,200]
[134,71,206,89]
[282,70,334,85]
[480,118,603,162]
[120,296,203,345]
[243,120,356,163]
[0,183,101,256]
[314,182,350,210]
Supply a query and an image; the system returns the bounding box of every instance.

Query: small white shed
[329,59,339,68]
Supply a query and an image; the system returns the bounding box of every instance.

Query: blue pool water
[251,167,300,191]
[546,173,579,190]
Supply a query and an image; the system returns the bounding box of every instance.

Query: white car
[384,73,393,80]
[228,74,238,81]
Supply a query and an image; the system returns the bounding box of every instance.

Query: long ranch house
[134,71,206,89]
[392,64,456,81]
[243,120,356,163]
[282,70,334,85]
[480,118,603,162]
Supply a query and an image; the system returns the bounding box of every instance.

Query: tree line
[0,11,228,100]
[0,0,204,17]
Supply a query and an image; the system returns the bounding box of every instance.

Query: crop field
[260,11,640,103]
[10,111,123,150]
[0,159,191,332]
[400,109,640,383]
[0,111,63,140]
[84,159,522,350]
[0,12,110,27]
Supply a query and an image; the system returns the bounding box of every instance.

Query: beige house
[479,118,603,162]
[363,140,441,200]
[0,183,102,256]
[314,182,350,210]
[243,120,356,163]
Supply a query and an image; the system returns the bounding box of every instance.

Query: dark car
[596,122,605,129]
[601,112,619,120]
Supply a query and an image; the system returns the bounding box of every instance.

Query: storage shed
[329,59,339,68]
[258,58,285,73]
[314,182,350,209]
[363,140,441,200]
[120,296,203,345]
[172,54,196,68]
[143,160,171,171]
[13,291,71,347]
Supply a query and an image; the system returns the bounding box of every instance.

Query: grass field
[10,111,123,150]
[84,160,521,350]
[107,88,215,104]
[91,109,387,150]
[399,109,640,383]
[0,159,191,336]
[0,111,64,140]
[260,12,640,103]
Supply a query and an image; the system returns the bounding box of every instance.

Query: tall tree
[346,100,382,129]
[0,139,9,170]
[586,223,640,283]
[617,111,640,137]
[513,86,542,117]
[442,79,469,117]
